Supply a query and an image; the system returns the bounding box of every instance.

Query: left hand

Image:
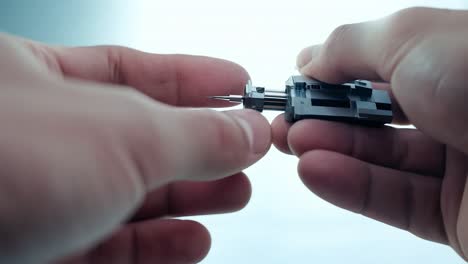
[0,34,271,264]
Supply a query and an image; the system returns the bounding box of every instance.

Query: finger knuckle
[385,7,432,39]
[322,23,356,65]
[392,6,427,19]
[117,89,166,149]
[326,24,355,49]
[110,89,153,130]
[107,89,168,184]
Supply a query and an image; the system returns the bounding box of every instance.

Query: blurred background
[1,0,467,263]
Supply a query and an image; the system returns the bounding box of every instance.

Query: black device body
[282,75,393,126]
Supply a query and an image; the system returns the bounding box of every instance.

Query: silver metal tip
[209,95,244,103]
[209,96,231,101]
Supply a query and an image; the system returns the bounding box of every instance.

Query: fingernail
[225,110,271,154]
[297,45,321,69]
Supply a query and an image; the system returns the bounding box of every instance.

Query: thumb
[123,94,272,190]
[0,81,271,263]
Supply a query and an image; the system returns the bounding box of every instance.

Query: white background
[1,0,468,263]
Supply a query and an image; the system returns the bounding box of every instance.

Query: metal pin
[209,95,244,103]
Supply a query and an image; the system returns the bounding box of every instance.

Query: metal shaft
[209,90,287,111]
[262,91,287,111]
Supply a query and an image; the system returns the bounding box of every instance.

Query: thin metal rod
[263,95,287,111]
[209,94,287,111]
[264,91,287,97]
[209,95,243,103]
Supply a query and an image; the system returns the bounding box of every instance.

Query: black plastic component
[243,81,266,111]
[283,75,392,126]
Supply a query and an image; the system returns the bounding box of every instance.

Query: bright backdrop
[1,1,467,263]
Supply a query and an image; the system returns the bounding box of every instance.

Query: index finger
[38,44,249,107]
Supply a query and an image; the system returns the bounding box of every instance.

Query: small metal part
[210,75,393,126]
[210,81,288,111]
[209,95,244,103]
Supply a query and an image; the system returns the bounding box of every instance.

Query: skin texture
[0,34,271,263]
[271,7,468,260]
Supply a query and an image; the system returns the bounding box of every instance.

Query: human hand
[272,7,468,260]
[0,33,271,263]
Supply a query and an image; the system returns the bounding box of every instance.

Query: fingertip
[204,172,252,213]
[287,120,351,157]
[227,173,252,212]
[82,219,213,264]
[210,57,251,94]
[297,150,366,212]
[225,109,272,156]
[297,46,311,69]
[166,108,272,182]
[175,55,252,106]
[271,114,293,154]
[298,150,358,210]
[178,220,211,263]
[287,121,308,156]
[287,120,325,156]
[297,45,318,69]
[297,150,335,195]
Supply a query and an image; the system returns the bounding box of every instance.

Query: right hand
[272,7,468,260]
